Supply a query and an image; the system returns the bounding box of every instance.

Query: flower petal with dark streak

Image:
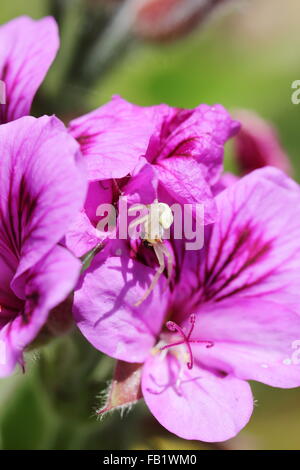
[0,16,59,124]
[0,115,86,298]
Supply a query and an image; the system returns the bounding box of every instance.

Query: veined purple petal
[202,167,300,307]
[68,95,170,181]
[156,156,216,223]
[66,180,113,258]
[73,254,168,363]
[174,167,300,314]
[188,298,300,389]
[68,96,238,202]
[0,16,59,124]
[0,115,86,298]
[0,245,81,377]
[171,167,300,389]
[152,103,239,185]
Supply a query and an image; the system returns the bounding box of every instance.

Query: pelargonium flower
[233,110,292,176]
[69,95,238,214]
[0,16,59,124]
[67,95,239,256]
[0,116,86,377]
[73,167,300,442]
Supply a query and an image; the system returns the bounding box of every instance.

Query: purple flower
[0,15,238,256]
[69,96,238,214]
[73,167,300,442]
[67,96,239,256]
[0,116,86,377]
[0,16,59,124]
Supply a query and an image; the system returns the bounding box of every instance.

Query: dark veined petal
[0,16,59,124]
[0,115,86,298]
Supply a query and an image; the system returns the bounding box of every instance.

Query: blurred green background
[1,0,300,450]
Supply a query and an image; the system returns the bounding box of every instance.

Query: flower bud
[134,0,229,42]
[97,361,143,415]
[233,110,292,176]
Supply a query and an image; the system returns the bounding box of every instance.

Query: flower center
[160,314,214,370]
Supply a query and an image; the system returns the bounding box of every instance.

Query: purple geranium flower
[73,167,300,442]
[66,95,239,256]
[69,95,239,220]
[0,16,59,124]
[0,116,86,377]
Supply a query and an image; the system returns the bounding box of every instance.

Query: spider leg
[159,243,173,289]
[134,244,165,307]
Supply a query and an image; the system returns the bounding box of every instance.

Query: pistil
[160,314,214,369]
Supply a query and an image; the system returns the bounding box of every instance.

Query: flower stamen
[160,314,214,369]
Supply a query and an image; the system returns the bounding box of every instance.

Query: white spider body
[128,200,174,306]
[143,202,173,243]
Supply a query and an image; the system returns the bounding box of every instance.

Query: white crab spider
[128,200,174,306]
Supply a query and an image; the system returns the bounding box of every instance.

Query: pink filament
[160,314,214,369]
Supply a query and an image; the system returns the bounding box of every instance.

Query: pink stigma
[160,314,214,369]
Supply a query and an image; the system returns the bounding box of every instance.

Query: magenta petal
[0,245,81,377]
[0,116,86,296]
[0,16,59,123]
[190,298,300,389]
[155,103,239,185]
[201,167,300,310]
[73,254,168,363]
[0,248,19,313]
[65,211,105,258]
[69,95,169,181]
[124,158,159,205]
[66,180,113,257]
[84,180,113,226]
[142,354,253,442]
[157,156,216,223]
[171,166,300,389]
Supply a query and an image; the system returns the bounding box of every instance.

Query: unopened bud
[134,0,229,42]
[233,110,292,176]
